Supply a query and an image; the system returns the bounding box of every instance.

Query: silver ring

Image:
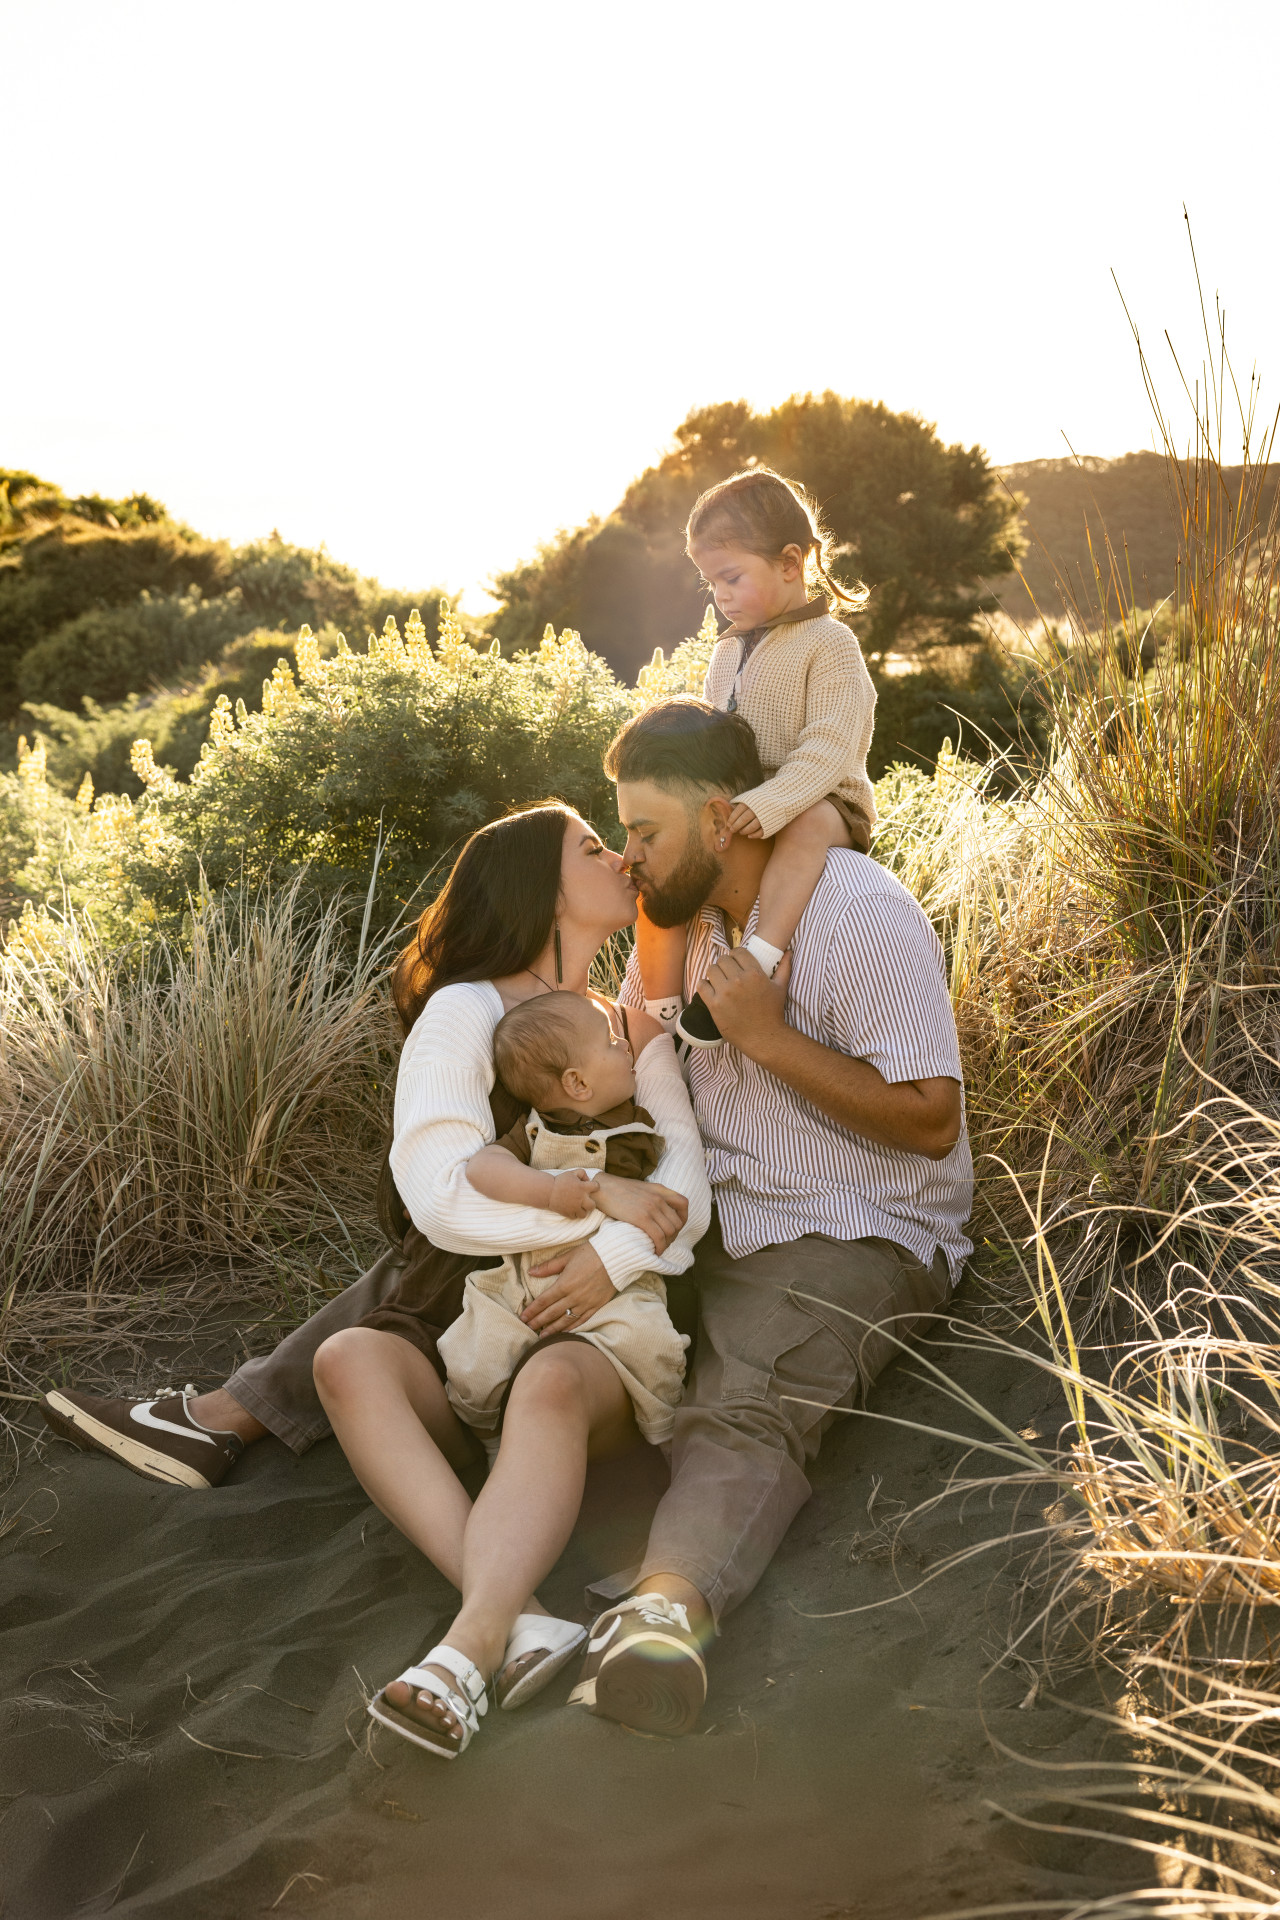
[565,1307,574,1319]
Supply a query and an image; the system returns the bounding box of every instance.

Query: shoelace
[620,1594,692,1637]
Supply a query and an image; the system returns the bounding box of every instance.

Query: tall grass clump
[865,261,1280,1323]
[0,878,396,1402]
[855,256,1280,1906]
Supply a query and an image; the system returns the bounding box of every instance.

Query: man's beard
[636,838,721,929]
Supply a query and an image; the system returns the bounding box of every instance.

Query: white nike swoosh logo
[586,1615,622,1656]
[129,1401,217,1446]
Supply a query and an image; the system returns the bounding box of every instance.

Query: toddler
[637,468,877,1046]
[437,992,694,1445]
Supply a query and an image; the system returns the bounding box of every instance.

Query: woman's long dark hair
[377,801,573,1243]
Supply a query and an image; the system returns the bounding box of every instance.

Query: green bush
[0,468,168,542]
[0,737,86,925]
[116,611,632,930]
[0,521,232,711]
[0,475,448,725]
[17,586,248,709]
[869,639,1049,780]
[24,621,442,800]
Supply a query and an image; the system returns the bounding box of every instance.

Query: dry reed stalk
[0,877,396,1401]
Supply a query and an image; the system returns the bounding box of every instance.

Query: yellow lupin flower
[404,607,435,674]
[75,770,95,811]
[632,647,669,713]
[130,738,177,794]
[204,693,235,757]
[692,605,720,687]
[17,733,47,794]
[295,624,324,684]
[261,659,297,716]
[435,599,475,675]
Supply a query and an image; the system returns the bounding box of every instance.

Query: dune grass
[852,261,1280,1909]
[0,877,396,1410]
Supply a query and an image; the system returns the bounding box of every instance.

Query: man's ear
[706,795,734,847]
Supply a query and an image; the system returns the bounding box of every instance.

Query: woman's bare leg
[313,1327,478,1585]
[386,1341,636,1741]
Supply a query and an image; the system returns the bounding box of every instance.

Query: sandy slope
[0,1317,1143,1920]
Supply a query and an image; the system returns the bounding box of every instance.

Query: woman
[311,802,709,1760]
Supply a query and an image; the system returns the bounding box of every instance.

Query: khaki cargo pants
[588,1213,953,1626]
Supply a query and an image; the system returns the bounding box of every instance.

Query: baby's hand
[548,1170,599,1219]
[727,802,764,839]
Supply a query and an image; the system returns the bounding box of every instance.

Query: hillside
[993,449,1280,620]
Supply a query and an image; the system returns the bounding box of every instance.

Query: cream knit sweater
[703,611,877,842]
[389,981,711,1291]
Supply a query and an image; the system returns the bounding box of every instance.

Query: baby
[437,992,693,1445]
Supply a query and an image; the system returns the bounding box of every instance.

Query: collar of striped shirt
[675,854,974,1283]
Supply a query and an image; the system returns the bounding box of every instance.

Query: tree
[489,391,1022,681]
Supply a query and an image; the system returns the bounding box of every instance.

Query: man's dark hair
[604,697,764,799]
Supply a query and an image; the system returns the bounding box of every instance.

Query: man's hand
[588,1173,688,1253]
[700,949,961,1159]
[547,1169,599,1220]
[522,1241,617,1332]
[697,947,792,1051]
[726,801,764,839]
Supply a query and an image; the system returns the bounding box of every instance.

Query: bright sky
[4,1,1278,608]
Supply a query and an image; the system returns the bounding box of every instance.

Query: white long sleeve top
[389,980,712,1291]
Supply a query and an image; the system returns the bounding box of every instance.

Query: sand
[0,1309,1143,1920]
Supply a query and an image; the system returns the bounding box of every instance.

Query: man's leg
[582,1222,951,1729]
[42,1243,411,1481]
[212,1245,409,1452]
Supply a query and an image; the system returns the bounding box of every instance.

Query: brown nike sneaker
[41,1386,244,1489]
[568,1593,708,1735]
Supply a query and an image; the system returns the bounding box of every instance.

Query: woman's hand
[588,1173,688,1254]
[522,1242,617,1332]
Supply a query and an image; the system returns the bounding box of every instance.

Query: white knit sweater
[390,981,712,1291]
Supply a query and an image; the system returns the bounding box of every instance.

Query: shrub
[111,609,632,931]
[0,737,85,924]
[0,521,232,712]
[24,629,346,797]
[868,638,1050,780]
[16,586,249,710]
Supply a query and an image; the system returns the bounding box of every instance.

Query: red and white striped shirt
[621,853,974,1280]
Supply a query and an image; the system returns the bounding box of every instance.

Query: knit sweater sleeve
[389,983,708,1292]
[701,638,737,707]
[591,1033,711,1289]
[390,982,576,1258]
[734,624,876,840]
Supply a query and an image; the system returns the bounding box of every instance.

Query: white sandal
[367,1643,488,1759]
[495,1613,587,1712]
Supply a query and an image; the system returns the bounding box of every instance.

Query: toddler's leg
[748,800,852,971]
[677,800,851,1051]
[634,895,687,1030]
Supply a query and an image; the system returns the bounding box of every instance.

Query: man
[42,697,971,1740]
[566,697,972,1736]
